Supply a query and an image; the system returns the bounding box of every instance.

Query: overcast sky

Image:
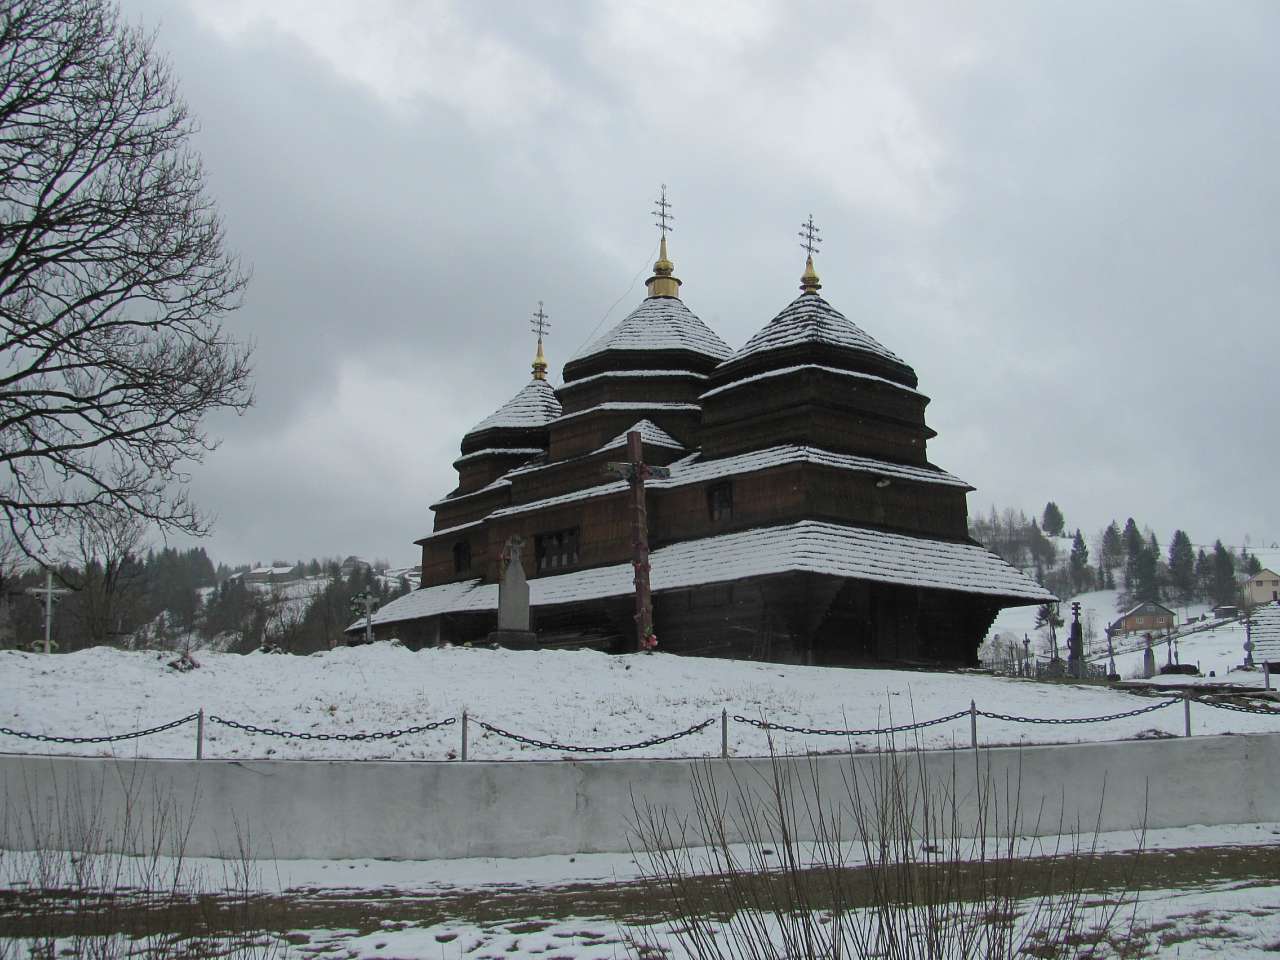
[121,0,1280,567]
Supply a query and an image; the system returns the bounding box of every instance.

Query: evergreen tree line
[971,501,1264,610]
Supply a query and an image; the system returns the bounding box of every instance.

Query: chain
[1198,699,1280,717]
[471,717,715,754]
[978,698,1181,725]
[0,714,200,745]
[732,710,971,738]
[207,715,455,741]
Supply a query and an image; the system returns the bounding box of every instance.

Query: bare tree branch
[0,0,252,562]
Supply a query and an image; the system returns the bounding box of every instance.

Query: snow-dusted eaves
[452,447,544,466]
[465,379,562,435]
[701,364,924,400]
[419,519,485,542]
[487,444,970,520]
[428,475,511,510]
[596,419,684,453]
[550,401,700,426]
[1251,602,1280,659]
[561,369,708,388]
[571,297,731,362]
[362,520,1051,629]
[728,293,905,367]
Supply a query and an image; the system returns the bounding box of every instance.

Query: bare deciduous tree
[0,0,252,561]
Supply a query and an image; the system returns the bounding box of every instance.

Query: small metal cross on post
[652,183,674,239]
[605,430,670,652]
[349,592,379,645]
[26,570,69,655]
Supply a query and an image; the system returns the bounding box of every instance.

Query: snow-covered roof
[571,297,731,363]
[560,369,708,388]
[596,419,685,453]
[550,401,700,426]
[362,520,1051,629]
[1252,602,1280,660]
[1111,600,1176,624]
[487,444,970,519]
[452,447,544,466]
[428,475,511,510]
[700,364,924,400]
[465,379,562,436]
[420,518,485,542]
[726,293,905,368]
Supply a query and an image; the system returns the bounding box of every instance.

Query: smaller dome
[465,378,562,438]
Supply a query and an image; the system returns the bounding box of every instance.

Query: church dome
[462,377,561,450]
[716,290,916,388]
[567,296,730,373]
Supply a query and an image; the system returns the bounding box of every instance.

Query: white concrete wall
[2,734,1277,861]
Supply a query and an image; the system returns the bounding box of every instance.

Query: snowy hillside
[2,645,1277,762]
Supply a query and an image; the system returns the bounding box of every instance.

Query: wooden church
[359,201,1052,665]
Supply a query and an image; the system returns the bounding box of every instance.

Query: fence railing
[4,693,1280,761]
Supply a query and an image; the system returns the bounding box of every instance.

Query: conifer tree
[1167,530,1196,605]
[1042,502,1065,537]
[1210,540,1237,607]
[1069,529,1090,595]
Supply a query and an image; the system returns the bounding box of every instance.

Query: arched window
[452,540,471,574]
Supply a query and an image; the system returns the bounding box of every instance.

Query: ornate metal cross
[652,184,674,239]
[530,301,551,340]
[799,214,822,256]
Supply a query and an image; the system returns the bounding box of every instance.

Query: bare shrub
[632,736,1143,960]
[0,761,280,959]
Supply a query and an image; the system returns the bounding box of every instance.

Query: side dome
[461,378,561,455]
[712,291,917,389]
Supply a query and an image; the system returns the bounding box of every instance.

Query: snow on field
[2,644,1278,761]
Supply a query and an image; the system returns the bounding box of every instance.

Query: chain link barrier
[0,713,199,745]
[471,716,716,754]
[1198,699,1280,717]
[976,698,1182,725]
[207,715,455,742]
[732,709,971,738]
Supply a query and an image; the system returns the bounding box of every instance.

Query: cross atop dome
[646,183,682,299]
[799,214,822,294]
[652,183,674,239]
[531,300,550,380]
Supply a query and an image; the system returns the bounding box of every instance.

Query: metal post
[196,708,205,759]
[969,699,978,749]
[1265,662,1272,690]
[1184,691,1192,738]
[461,710,468,761]
[721,709,728,759]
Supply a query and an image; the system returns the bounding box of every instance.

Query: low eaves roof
[356,520,1050,630]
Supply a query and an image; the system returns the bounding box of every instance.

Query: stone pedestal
[486,629,539,649]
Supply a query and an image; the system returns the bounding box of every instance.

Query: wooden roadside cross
[605,430,670,652]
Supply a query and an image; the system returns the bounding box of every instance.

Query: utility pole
[26,570,70,655]
[605,430,670,652]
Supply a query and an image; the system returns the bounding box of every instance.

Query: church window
[452,540,471,574]
[535,528,579,573]
[707,481,733,522]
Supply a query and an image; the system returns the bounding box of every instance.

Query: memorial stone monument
[487,536,537,648]
[1142,633,1156,679]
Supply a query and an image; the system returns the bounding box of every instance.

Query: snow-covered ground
[2,643,1277,761]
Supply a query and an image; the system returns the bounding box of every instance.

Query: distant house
[1245,568,1280,605]
[340,556,370,578]
[1252,602,1280,670]
[1109,601,1176,637]
[237,564,300,586]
